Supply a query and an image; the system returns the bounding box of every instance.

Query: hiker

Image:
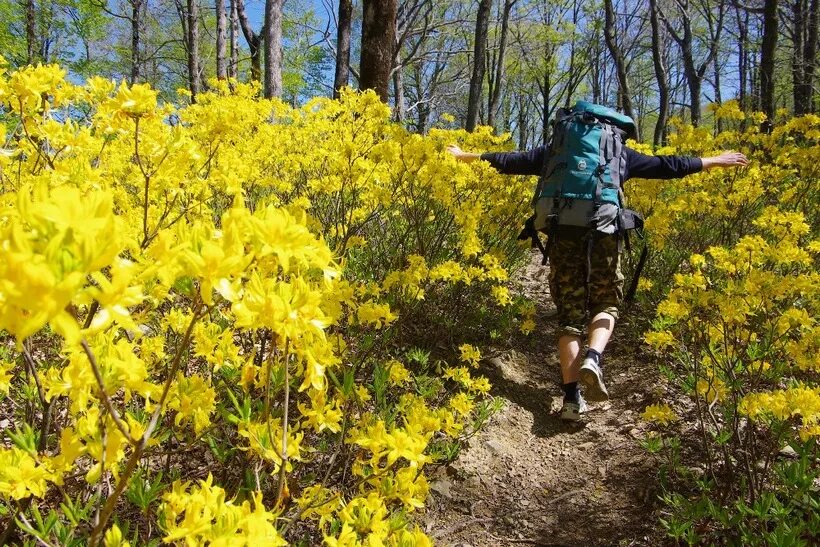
[447,101,748,421]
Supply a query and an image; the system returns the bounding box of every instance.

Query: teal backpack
[519,101,647,301]
[535,100,636,221]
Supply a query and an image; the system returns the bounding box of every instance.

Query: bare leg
[587,311,616,354]
[578,312,614,402]
[558,334,583,384]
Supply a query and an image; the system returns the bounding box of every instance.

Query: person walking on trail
[447,101,748,421]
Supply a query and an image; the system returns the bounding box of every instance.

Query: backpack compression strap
[594,123,624,209]
[625,244,649,303]
[517,214,549,265]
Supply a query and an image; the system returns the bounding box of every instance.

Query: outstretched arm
[447,144,545,176]
[624,148,748,181]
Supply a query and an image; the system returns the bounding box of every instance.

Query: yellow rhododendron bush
[0,61,530,545]
[636,106,820,542]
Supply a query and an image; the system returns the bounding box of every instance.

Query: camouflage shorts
[547,227,623,337]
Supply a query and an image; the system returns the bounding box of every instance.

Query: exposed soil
[421,251,671,546]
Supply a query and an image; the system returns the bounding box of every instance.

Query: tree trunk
[561,0,584,110]
[488,0,515,129]
[659,0,725,127]
[229,0,239,78]
[130,0,142,83]
[791,0,805,114]
[334,0,353,98]
[466,0,492,131]
[360,0,398,102]
[542,69,551,145]
[760,0,778,127]
[649,0,669,146]
[413,64,426,132]
[216,0,227,79]
[591,35,604,104]
[713,53,723,132]
[734,5,748,108]
[685,60,702,125]
[23,0,37,64]
[236,0,261,82]
[604,0,636,125]
[263,0,283,98]
[806,0,819,113]
[794,0,819,114]
[751,55,760,111]
[518,92,529,149]
[592,64,601,103]
[393,66,405,121]
[186,0,201,99]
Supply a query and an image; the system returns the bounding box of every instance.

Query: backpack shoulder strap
[593,123,622,207]
[532,136,555,206]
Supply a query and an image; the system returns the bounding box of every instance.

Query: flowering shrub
[637,105,820,543]
[0,60,533,545]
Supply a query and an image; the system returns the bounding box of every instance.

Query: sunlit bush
[637,107,820,543]
[0,60,531,545]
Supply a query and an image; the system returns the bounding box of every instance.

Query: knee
[590,305,619,323]
[559,324,584,339]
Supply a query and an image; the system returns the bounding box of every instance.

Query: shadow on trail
[423,253,662,546]
[478,356,588,439]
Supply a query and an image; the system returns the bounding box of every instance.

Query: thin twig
[87,302,204,546]
[80,340,136,446]
[92,418,108,528]
[280,401,351,535]
[83,301,100,330]
[275,339,291,505]
[21,345,55,452]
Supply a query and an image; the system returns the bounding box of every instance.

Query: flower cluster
[641,403,679,426]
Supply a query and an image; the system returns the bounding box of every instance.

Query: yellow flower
[387,360,411,385]
[492,285,512,306]
[696,376,727,403]
[643,330,676,350]
[0,360,13,395]
[159,475,287,545]
[458,344,481,367]
[111,82,157,118]
[0,447,56,500]
[104,524,130,547]
[519,318,536,335]
[356,301,398,328]
[641,403,679,426]
[449,392,475,417]
[299,390,343,433]
[469,376,492,394]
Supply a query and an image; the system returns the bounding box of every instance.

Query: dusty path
[422,251,667,546]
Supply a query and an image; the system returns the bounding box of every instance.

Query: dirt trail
[422,252,667,546]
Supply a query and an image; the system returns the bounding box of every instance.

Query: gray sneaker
[579,357,609,402]
[560,395,588,421]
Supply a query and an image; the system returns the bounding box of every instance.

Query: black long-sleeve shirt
[480,146,703,233]
[480,145,703,181]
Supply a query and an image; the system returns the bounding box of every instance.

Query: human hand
[446,144,480,163]
[702,151,749,170]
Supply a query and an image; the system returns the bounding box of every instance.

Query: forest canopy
[1,0,816,143]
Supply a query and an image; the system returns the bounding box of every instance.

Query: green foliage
[659,446,820,546]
